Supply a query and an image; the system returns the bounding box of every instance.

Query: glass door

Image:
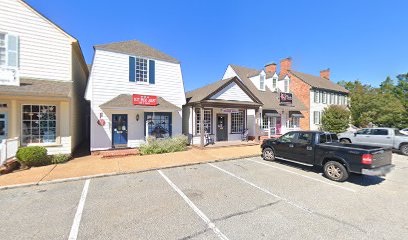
[0,113,7,141]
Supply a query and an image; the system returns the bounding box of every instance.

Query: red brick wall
[288,72,311,130]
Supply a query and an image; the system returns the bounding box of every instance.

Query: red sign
[132,94,158,106]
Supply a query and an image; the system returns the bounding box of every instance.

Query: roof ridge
[186,77,234,94]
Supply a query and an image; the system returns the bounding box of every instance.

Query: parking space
[0,154,407,240]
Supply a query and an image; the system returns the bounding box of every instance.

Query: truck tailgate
[370,148,392,168]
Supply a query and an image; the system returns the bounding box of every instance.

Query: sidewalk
[0,145,260,188]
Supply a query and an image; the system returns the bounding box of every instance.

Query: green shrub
[321,105,351,133]
[16,146,48,167]
[50,154,72,164]
[139,135,188,155]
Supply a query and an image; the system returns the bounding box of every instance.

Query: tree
[321,105,350,133]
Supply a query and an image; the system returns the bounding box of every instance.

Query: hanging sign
[221,108,240,113]
[279,92,293,105]
[132,94,158,106]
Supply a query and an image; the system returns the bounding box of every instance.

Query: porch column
[200,107,205,147]
[255,107,262,143]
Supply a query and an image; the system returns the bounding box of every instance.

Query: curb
[0,154,260,191]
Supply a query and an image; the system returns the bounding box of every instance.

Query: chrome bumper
[362,164,395,176]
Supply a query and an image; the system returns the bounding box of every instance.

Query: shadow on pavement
[272,159,385,186]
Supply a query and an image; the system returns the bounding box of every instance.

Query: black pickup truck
[261,131,394,182]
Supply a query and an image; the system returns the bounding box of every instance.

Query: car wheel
[263,147,275,161]
[340,139,351,144]
[323,161,349,182]
[401,144,408,156]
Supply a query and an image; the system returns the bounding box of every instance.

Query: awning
[263,110,280,117]
[100,94,181,111]
[289,111,304,118]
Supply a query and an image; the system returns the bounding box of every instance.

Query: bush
[16,146,48,167]
[49,154,72,164]
[321,105,351,133]
[139,135,188,155]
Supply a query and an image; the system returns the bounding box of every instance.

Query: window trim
[272,78,277,90]
[284,79,289,93]
[230,110,245,134]
[133,56,150,84]
[21,104,58,146]
[195,108,213,135]
[0,32,19,69]
[260,75,265,90]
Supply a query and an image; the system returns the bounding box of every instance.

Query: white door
[0,113,7,141]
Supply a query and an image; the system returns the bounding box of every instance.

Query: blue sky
[27,0,408,91]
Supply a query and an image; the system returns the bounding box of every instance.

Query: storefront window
[262,115,269,130]
[145,112,171,138]
[22,105,56,144]
[289,117,300,128]
[231,111,244,133]
[196,109,212,134]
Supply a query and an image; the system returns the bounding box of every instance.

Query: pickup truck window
[330,134,339,141]
[371,129,388,135]
[297,133,313,144]
[395,130,405,136]
[319,134,327,143]
[357,129,371,135]
[280,132,297,143]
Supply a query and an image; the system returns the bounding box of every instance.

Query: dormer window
[129,56,155,84]
[260,75,265,90]
[284,79,289,93]
[135,57,148,83]
[272,78,277,90]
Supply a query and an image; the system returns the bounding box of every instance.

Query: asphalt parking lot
[0,154,407,240]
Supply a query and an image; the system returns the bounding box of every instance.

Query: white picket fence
[0,137,19,166]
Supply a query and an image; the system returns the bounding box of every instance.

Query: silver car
[338,128,408,155]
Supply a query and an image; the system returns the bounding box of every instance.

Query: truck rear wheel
[323,161,349,182]
[262,147,275,161]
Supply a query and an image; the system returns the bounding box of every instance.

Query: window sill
[135,82,150,85]
[25,143,62,147]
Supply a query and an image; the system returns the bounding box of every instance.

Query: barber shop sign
[279,92,293,105]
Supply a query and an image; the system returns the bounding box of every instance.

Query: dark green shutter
[129,56,135,82]
[149,60,155,84]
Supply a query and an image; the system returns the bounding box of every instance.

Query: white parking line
[68,179,90,240]
[208,163,313,213]
[157,170,229,240]
[247,159,356,193]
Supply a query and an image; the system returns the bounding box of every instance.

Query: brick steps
[0,158,20,175]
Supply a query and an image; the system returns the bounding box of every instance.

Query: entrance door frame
[111,114,128,148]
[0,112,7,141]
[216,113,228,141]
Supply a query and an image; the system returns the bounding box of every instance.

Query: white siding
[222,65,237,80]
[0,0,72,81]
[210,82,253,102]
[89,49,186,151]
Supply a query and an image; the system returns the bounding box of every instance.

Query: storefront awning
[263,110,280,117]
[100,94,181,111]
[289,111,304,118]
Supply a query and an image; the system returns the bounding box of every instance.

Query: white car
[400,128,408,135]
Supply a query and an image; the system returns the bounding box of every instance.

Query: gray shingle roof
[100,94,181,111]
[94,40,180,63]
[185,77,262,106]
[230,65,307,111]
[0,78,71,98]
[289,70,349,93]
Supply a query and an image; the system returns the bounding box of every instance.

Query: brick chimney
[279,57,292,77]
[265,62,277,73]
[320,68,330,80]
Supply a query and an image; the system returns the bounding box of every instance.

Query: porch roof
[196,99,261,108]
[100,94,181,111]
[0,78,71,98]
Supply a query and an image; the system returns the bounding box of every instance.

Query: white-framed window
[22,105,57,144]
[0,32,19,68]
[323,91,327,104]
[260,75,265,90]
[196,109,212,134]
[262,115,269,130]
[135,57,148,83]
[272,78,277,90]
[231,110,244,133]
[284,79,289,93]
[344,96,348,105]
[313,111,321,125]
[314,90,319,103]
[289,117,300,128]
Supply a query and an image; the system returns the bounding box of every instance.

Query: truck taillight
[361,154,373,165]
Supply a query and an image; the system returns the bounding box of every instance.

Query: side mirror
[354,132,357,136]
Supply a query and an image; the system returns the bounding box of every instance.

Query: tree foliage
[321,105,350,133]
[338,73,408,129]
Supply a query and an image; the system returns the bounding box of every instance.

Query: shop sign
[279,92,292,105]
[221,108,240,113]
[132,94,158,106]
